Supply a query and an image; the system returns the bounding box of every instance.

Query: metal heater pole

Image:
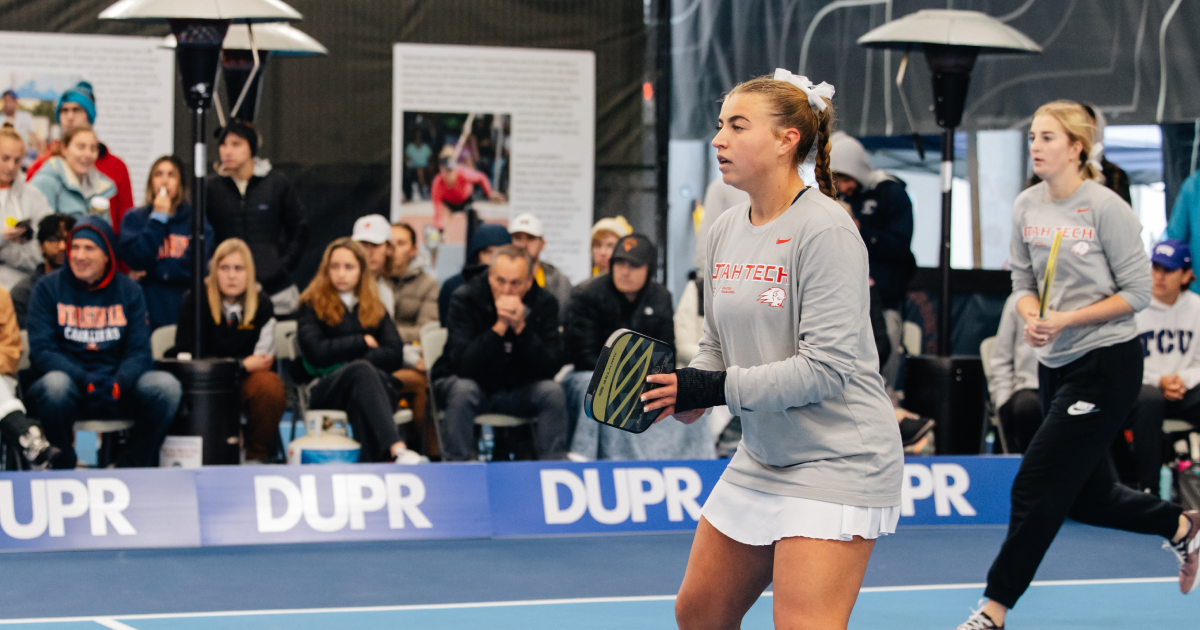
[192,107,207,358]
[654,0,671,284]
[937,128,954,357]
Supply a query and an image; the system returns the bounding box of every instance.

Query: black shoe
[899,415,935,446]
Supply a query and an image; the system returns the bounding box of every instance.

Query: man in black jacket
[432,245,567,461]
[561,234,674,443]
[206,121,308,315]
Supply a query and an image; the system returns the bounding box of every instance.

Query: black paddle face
[585,329,675,434]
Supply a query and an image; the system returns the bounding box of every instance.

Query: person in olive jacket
[206,121,308,315]
[296,238,424,464]
[431,244,567,461]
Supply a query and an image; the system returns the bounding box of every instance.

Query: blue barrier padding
[0,456,1021,551]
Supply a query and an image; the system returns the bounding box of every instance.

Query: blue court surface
[0,521,1188,629]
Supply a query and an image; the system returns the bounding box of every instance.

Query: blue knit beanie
[55,82,97,125]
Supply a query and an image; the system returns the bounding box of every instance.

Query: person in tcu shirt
[25,216,181,468]
[1128,239,1200,490]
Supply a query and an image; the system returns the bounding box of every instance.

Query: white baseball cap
[508,212,544,238]
[352,214,391,245]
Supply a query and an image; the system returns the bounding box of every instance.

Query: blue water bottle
[1160,465,1173,501]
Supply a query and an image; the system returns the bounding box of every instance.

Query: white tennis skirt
[701,479,900,547]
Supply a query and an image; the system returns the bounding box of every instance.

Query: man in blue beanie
[26,81,136,234]
[25,216,181,468]
[436,222,511,327]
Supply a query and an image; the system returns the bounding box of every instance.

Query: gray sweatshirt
[691,189,902,508]
[988,293,1039,408]
[1010,180,1151,368]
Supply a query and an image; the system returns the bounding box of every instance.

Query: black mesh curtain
[671,0,1200,140]
[2,0,647,286]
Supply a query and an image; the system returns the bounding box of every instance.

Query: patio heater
[100,0,303,357]
[164,22,328,124]
[858,10,1040,453]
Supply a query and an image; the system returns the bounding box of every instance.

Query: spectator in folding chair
[119,155,214,330]
[25,82,135,235]
[1128,239,1200,491]
[389,221,439,458]
[296,238,424,464]
[0,285,62,468]
[988,292,1041,453]
[437,222,510,327]
[173,238,286,464]
[0,126,53,291]
[564,234,713,461]
[25,216,181,468]
[432,244,568,461]
[11,214,74,329]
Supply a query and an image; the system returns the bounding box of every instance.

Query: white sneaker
[394,448,428,465]
[566,452,590,463]
[954,600,1004,630]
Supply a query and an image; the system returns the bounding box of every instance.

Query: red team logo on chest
[711,263,789,284]
[756,287,787,307]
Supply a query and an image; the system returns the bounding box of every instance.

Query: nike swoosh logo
[1067,401,1098,416]
[776,238,791,244]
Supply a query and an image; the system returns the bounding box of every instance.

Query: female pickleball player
[640,70,903,630]
[948,101,1200,630]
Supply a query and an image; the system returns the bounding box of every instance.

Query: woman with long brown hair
[174,238,286,463]
[297,237,424,464]
[640,69,902,630]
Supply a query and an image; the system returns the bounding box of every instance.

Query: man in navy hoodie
[25,216,182,468]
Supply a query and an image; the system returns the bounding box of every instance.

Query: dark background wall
[1,0,648,287]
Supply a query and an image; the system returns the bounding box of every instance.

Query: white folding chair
[979,335,1010,454]
[151,325,177,360]
[902,321,923,356]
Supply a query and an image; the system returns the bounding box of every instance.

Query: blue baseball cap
[1152,238,1192,270]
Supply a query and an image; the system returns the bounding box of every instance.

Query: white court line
[93,620,139,630]
[0,577,1177,626]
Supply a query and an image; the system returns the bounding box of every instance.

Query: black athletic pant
[310,360,402,462]
[998,388,1043,453]
[1126,383,1200,490]
[985,338,1182,609]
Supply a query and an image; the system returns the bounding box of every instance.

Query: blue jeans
[561,370,593,445]
[27,371,182,468]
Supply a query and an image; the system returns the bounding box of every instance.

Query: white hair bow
[1087,141,1104,173]
[773,68,835,113]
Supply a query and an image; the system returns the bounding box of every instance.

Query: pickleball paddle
[585,329,675,434]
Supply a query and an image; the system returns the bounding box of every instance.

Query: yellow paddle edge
[1038,230,1063,319]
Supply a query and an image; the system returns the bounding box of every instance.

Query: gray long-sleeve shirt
[988,293,1039,408]
[0,176,52,290]
[691,189,902,508]
[1010,180,1151,368]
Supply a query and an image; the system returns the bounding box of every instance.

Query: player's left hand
[642,373,677,417]
[1024,310,1071,347]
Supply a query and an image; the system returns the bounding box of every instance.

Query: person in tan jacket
[0,286,61,468]
[389,222,439,457]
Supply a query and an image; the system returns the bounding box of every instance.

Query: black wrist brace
[674,367,727,412]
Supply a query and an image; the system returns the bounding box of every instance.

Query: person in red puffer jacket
[25,82,134,244]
